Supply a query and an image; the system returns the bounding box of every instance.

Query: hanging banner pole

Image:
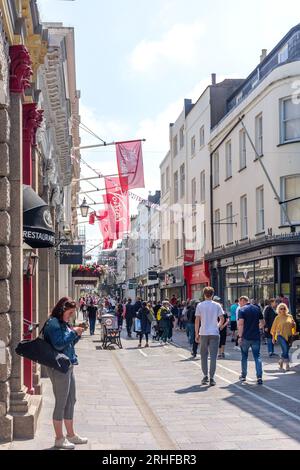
[73,138,146,151]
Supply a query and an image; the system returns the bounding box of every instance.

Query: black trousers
[126,317,133,336]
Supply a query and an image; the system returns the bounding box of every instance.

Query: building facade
[0,1,80,442]
[207,24,300,313]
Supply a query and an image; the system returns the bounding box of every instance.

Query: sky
[37,0,300,259]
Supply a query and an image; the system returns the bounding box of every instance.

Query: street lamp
[23,243,39,279]
[150,241,160,255]
[80,198,89,218]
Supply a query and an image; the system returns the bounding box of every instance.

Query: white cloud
[129,20,205,74]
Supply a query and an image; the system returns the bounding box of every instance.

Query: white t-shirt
[195,300,224,336]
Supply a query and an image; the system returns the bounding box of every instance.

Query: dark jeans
[126,317,133,336]
[186,323,198,355]
[89,317,96,335]
[240,339,263,378]
[161,325,169,342]
[277,335,290,360]
[168,324,173,339]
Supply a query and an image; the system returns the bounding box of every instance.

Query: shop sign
[148,271,158,281]
[60,245,83,265]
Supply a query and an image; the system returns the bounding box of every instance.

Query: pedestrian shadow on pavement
[175,384,209,394]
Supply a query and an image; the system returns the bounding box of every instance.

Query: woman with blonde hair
[271,303,296,372]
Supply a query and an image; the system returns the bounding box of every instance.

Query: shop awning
[23,185,55,248]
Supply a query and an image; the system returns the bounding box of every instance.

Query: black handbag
[15,322,71,374]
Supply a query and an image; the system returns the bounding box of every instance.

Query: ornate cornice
[9,44,32,93]
[23,102,43,146]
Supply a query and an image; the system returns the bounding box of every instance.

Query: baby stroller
[151,321,161,341]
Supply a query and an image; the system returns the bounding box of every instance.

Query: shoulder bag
[15,321,71,374]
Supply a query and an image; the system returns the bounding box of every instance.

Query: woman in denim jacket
[44,297,87,449]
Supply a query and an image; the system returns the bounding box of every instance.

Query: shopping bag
[134,318,142,332]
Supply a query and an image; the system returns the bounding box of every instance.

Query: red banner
[104,177,130,239]
[184,250,195,263]
[96,210,115,250]
[116,140,145,192]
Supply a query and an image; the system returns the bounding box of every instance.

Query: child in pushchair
[151,321,162,341]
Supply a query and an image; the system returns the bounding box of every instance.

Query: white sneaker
[54,437,75,449]
[67,434,88,445]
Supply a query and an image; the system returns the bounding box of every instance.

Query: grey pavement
[3,322,300,450]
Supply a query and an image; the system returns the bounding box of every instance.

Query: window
[167,241,170,264]
[225,140,232,179]
[200,170,205,203]
[161,173,165,196]
[213,152,219,187]
[214,209,220,247]
[180,164,185,198]
[256,186,265,232]
[174,171,178,203]
[255,113,263,157]
[280,98,300,143]
[199,125,205,147]
[239,129,247,169]
[191,136,196,155]
[173,135,178,157]
[192,177,197,204]
[281,175,300,224]
[226,202,233,243]
[240,195,248,238]
[179,126,184,148]
[166,166,170,190]
[201,221,206,250]
[278,44,289,64]
[192,225,197,244]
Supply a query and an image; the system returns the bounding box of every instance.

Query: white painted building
[206,24,300,314]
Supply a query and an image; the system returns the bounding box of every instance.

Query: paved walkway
[4,323,300,450]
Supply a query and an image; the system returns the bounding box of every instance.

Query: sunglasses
[279,307,286,311]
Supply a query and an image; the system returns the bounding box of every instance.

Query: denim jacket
[43,317,81,365]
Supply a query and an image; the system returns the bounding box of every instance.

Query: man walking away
[238,296,265,384]
[195,287,224,386]
[87,301,97,335]
[125,298,135,338]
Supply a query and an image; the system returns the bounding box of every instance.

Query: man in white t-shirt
[195,286,224,386]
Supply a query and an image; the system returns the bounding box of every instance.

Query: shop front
[207,234,300,318]
[184,261,210,301]
[159,266,185,301]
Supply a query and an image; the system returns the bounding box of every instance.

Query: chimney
[211,73,216,85]
[260,49,267,63]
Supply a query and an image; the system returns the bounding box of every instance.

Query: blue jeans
[267,337,274,355]
[240,339,263,379]
[89,317,96,335]
[277,335,290,360]
[186,323,195,345]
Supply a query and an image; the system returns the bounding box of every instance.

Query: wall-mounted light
[23,243,39,279]
[80,198,89,218]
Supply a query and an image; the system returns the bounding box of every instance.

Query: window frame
[280,174,300,224]
[199,125,205,148]
[239,129,247,170]
[174,171,179,203]
[200,170,205,203]
[226,202,233,244]
[255,113,263,157]
[280,97,300,144]
[225,140,232,179]
[240,195,248,239]
[256,186,265,233]
[213,151,220,187]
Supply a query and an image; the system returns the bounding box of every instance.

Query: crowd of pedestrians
[78,289,298,387]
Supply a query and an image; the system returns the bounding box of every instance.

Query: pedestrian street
[5,323,300,451]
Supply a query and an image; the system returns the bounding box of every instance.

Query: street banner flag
[89,212,95,225]
[116,140,145,192]
[184,250,195,263]
[104,176,130,239]
[96,209,115,250]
